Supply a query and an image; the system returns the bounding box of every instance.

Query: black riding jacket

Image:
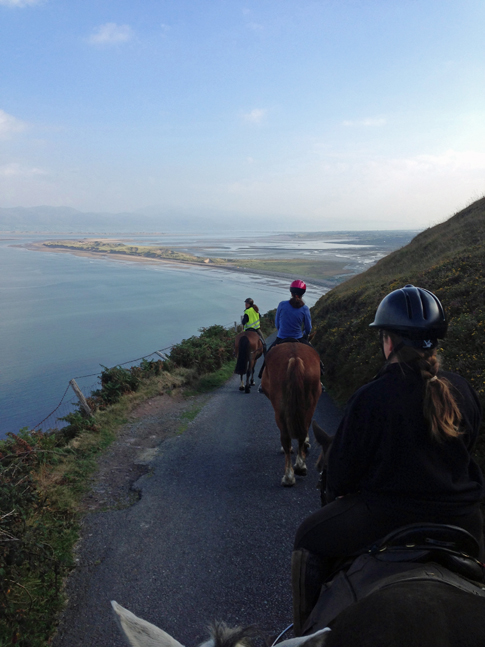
[327,362,483,517]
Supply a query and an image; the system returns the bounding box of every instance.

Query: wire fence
[29,320,239,434]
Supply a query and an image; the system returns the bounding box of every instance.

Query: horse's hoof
[281,477,295,487]
[250,380,255,386]
[304,442,311,453]
[294,466,307,477]
[239,386,245,391]
[244,386,251,393]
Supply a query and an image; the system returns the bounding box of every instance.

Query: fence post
[234,321,237,332]
[155,351,168,360]
[69,379,92,417]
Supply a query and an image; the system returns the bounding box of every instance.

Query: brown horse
[234,330,263,393]
[261,342,322,486]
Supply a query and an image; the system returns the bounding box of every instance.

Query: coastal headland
[24,239,356,288]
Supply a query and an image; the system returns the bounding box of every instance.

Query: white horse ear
[111,601,186,647]
[276,628,331,647]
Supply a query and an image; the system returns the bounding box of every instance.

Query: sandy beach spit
[23,240,338,289]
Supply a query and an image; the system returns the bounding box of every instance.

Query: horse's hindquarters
[263,343,322,486]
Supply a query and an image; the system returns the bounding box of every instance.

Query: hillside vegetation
[311,196,485,454]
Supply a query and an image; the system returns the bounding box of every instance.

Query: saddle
[302,523,485,636]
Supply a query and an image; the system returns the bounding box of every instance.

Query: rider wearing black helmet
[293,286,484,629]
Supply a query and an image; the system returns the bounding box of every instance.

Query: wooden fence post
[69,379,92,417]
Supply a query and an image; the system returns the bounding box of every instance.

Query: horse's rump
[326,580,485,647]
[234,334,250,374]
[264,343,321,439]
[304,551,485,636]
[234,330,262,374]
[284,356,310,441]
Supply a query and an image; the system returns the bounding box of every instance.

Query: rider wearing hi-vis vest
[243,303,260,331]
[242,298,266,350]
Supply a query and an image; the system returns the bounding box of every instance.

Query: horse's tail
[234,335,250,375]
[284,357,308,441]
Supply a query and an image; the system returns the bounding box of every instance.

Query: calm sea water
[0,230,416,438]
[0,235,325,437]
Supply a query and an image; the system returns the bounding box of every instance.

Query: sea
[0,230,416,438]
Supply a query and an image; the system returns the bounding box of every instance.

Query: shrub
[168,325,236,374]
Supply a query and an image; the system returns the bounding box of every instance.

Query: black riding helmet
[369,285,447,350]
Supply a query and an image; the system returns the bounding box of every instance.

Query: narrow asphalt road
[53,351,342,647]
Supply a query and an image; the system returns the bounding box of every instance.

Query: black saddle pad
[303,552,485,635]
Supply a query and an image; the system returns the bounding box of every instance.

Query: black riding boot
[291,549,328,636]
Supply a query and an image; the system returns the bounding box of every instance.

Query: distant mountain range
[0,205,268,233]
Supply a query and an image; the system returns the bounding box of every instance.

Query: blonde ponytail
[386,332,462,441]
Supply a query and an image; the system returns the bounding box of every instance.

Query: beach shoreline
[22,240,344,289]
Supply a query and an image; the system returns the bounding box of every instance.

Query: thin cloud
[403,149,485,172]
[242,108,267,124]
[247,22,264,31]
[0,163,46,177]
[342,118,387,127]
[0,109,28,138]
[88,23,134,45]
[0,0,41,6]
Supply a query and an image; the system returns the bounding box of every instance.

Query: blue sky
[1,0,484,229]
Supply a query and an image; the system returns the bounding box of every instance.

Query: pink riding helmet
[290,280,307,291]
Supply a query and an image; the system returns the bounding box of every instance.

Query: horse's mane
[208,622,259,647]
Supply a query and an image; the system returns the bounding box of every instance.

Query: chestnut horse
[234,330,263,393]
[260,342,322,486]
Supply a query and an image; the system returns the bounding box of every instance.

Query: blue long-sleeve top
[275,299,312,339]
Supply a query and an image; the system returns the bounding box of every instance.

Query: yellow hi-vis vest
[244,307,261,331]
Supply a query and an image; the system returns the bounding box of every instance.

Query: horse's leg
[304,434,311,453]
[239,375,245,391]
[281,432,296,486]
[250,362,256,386]
[244,365,251,393]
[293,438,307,477]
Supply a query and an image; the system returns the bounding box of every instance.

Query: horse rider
[242,298,266,351]
[258,280,316,386]
[292,285,484,627]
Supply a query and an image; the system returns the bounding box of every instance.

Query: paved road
[53,351,342,647]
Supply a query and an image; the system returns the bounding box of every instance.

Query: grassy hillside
[311,196,485,418]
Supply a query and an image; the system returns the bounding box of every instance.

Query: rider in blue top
[258,280,314,386]
[275,281,312,339]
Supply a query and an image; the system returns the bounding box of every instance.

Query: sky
[1,0,484,230]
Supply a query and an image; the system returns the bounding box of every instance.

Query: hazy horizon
[0,205,426,233]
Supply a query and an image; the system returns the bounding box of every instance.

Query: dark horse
[234,330,263,393]
[260,342,321,486]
